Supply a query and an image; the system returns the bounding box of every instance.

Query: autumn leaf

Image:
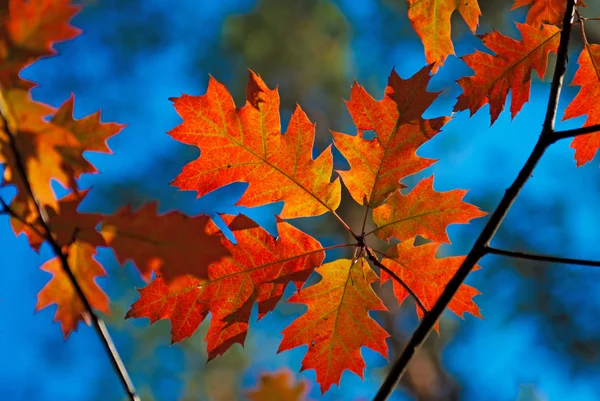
[407,0,481,71]
[51,94,124,177]
[381,239,482,328]
[36,241,109,338]
[511,0,567,27]
[168,71,341,218]
[279,258,389,393]
[100,202,229,282]
[0,0,81,82]
[371,176,486,243]
[562,44,600,166]
[247,369,311,401]
[11,189,105,251]
[0,89,123,238]
[454,23,560,125]
[126,218,325,359]
[332,66,449,207]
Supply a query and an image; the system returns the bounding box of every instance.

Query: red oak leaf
[454,23,560,124]
[168,71,340,218]
[407,0,481,71]
[562,44,600,166]
[279,258,389,393]
[100,202,229,282]
[372,176,486,243]
[126,219,325,359]
[36,241,109,338]
[511,0,567,27]
[381,239,482,329]
[332,66,449,207]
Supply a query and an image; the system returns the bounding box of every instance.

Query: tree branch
[0,97,140,401]
[364,247,428,315]
[553,123,600,142]
[372,2,577,400]
[484,246,600,268]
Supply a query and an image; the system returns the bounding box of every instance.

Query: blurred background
[1,0,600,400]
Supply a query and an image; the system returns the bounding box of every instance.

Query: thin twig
[364,247,428,314]
[484,246,600,268]
[553,124,600,141]
[372,2,577,400]
[332,209,360,240]
[0,197,46,239]
[0,99,140,401]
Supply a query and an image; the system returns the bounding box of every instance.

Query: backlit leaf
[333,66,449,207]
[36,241,109,338]
[168,71,341,218]
[381,239,482,329]
[562,44,600,166]
[407,0,481,71]
[126,219,325,359]
[454,23,560,124]
[279,258,389,392]
[372,176,486,243]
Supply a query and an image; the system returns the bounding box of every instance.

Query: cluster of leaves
[2,0,600,399]
[408,0,598,165]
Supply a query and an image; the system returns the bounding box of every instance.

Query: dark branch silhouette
[485,246,600,268]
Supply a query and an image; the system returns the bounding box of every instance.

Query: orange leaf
[381,239,482,330]
[168,71,340,218]
[12,189,105,251]
[100,202,229,282]
[511,0,567,27]
[562,44,600,166]
[126,219,325,359]
[332,66,449,207]
[372,176,486,243]
[36,241,109,338]
[407,0,481,71]
[454,23,560,125]
[279,258,389,393]
[247,369,311,401]
[0,90,123,232]
[0,0,80,82]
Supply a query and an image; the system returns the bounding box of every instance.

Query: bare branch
[484,246,600,268]
[553,124,600,142]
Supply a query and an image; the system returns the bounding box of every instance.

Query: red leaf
[372,176,486,243]
[381,240,482,330]
[126,219,325,359]
[407,0,481,71]
[333,66,449,207]
[168,71,340,218]
[36,241,109,338]
[100,202,229,282]
[562,44,600,166]
[454,23,560,124]
[279,258,389,393]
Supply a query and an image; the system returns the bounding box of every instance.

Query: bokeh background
[2,1,600,400]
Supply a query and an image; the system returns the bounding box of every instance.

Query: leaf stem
[372,2,577,400]
[0,95,140,401]
[331,210,360,239]
[484,246,600,268]
[364,247,428,315]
